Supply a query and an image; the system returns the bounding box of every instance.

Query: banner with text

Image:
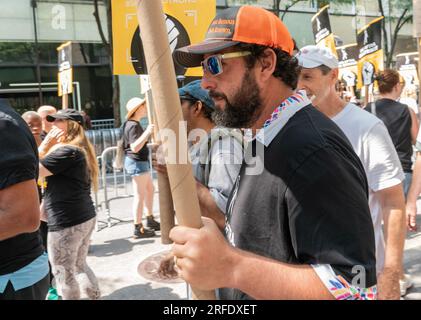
[112,0,215,76]
[337,43,358,87]
[396,52,419,87]
[57,41,73,96]
[311,5,337,57]
[357,16,384,89]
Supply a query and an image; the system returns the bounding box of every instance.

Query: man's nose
[296,80,306,91]
[201,73,216,91]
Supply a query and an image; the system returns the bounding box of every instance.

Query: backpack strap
[201,128,244,186]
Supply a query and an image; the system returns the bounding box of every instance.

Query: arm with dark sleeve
[169,148,376,299]
[0,118,40,240]
[171,148,362,300]
[285,146,377,298]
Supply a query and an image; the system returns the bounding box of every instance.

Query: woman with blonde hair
[123,97,159,238]
[37,109,100,300]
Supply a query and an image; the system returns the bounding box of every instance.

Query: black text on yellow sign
[112,0,216,76]
[337,43,359,87]
[396,52,419,87]
[311,5,337,58]
[357,17,384,89]
[57,41,73,96]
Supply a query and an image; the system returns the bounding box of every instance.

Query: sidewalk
[404,214,421,300]
[87,182,187,300]
[86,178,421,300]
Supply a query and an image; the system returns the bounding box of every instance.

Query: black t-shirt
[366,99,413,172]
[219,105,377,300]
[123,120,149,161]
[0,99,44,275]
[41,145,96,231]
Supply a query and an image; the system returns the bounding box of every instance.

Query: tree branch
[281,0,302,21]
[93,0,111,56]
[387,8,411,67]
[378,0,390,66]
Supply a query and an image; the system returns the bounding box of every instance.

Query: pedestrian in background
[365,69,418,296]
[37,105,57,140]
[297,46,406,299]
[22,111,43,147]
[123,98,160,239]
[22,110,60,300]
[0,99,49,300]
[38,109,100,300]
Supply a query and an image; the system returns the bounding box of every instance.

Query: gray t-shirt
[190,128,243,214]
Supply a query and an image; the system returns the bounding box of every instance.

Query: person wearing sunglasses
[171,6,377,300]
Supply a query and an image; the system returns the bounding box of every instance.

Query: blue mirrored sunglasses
[200,51,251,76]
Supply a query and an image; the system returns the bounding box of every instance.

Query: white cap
[296,45,339,69]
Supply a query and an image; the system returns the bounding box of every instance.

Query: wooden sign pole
[136,0,215,300]
[62,93,68,109]
[145,89,175,245]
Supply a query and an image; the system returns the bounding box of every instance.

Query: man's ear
[192,100,203,116]
[257,48,277,81]
[331,68,339,84]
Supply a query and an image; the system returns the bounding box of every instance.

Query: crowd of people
[0,5,420,300]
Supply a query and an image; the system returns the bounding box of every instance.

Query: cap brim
[297,59,324,69]
[46,114,64,122]
[46,113,84,125]
[174,40,240,68]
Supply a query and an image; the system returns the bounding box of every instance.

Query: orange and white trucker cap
[173,6,294,68]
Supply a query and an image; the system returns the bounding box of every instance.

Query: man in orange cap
[171,6,377,300]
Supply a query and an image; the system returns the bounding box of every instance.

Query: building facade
[0,0,112,118]
[0,0,416,120]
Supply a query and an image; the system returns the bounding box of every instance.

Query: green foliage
[0,43,34,64]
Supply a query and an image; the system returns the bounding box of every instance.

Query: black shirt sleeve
[285,146,376,286]
[123,121,149,161]
[41,146,82,175]
[0,116,38,190]
[126,121,144,145]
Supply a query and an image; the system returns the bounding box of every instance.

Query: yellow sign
[356,17,384,90]
[58,69,73,97]
[112,0,215,76]
[317,34,337,58]
[57,41,73,96]
[311,5,337,58]
[337,44,358,88]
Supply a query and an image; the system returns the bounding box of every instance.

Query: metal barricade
[86,128,122,157]
[91,119,115,130]
[93,147,132,231]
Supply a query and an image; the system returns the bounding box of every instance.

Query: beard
[210,72,263,128]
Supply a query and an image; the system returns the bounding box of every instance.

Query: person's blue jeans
[403,171,413,199]
[124,157,150,177]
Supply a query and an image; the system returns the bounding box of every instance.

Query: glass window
[280,0,317,13]
[226,0,274,10]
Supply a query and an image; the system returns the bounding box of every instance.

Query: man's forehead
[203,47,240,59]
[301,67,323,74]
[27,115,42,121]
[39,110,55,116]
